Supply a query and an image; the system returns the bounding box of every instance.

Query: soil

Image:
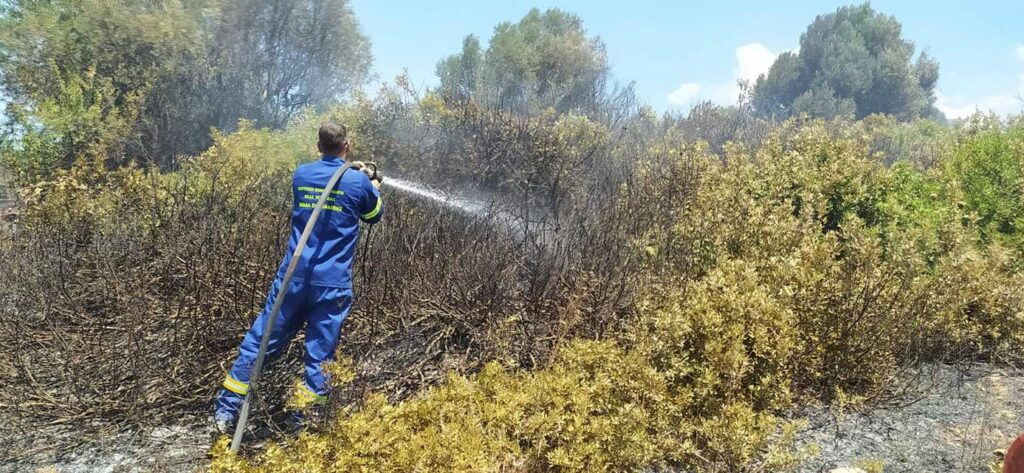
[796,363,1024,473]
[3,364,1022,472]
[1,421,210,473]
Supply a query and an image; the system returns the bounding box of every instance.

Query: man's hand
[371,177,382,189]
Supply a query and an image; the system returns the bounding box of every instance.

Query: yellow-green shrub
[637,120,1023,401]
[940,125,1024,254]
[634,259,797,413]
[212,337,805,472]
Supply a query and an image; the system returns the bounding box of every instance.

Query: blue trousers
[215,277,353,420]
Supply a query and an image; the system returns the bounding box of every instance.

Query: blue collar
[321,154,344,163]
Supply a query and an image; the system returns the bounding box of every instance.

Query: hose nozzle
[358,161,383,184]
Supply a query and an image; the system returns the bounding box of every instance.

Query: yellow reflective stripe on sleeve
[223,375,249,395]
[361,197,382,220]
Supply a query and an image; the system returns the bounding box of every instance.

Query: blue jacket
[276,155,383,288]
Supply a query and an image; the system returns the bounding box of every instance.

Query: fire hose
[230,160,381,451]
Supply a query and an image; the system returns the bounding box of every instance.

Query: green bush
[1,67,141,185]
[941,126,1024,253]
[211,335,805,473]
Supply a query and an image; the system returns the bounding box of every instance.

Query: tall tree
[208,0,372,130]
[0,0,211,169]
[436,35,482,102]
[0,0,372,173]
[750,3,943,121]
[436,8,609,115]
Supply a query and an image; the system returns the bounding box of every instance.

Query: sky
[350,0,1024,118]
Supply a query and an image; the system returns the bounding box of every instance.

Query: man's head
[318,122,350,157]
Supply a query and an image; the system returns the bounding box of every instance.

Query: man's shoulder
[292,162,368,193]
[294,160,321,175]
[339,166,372,188]
[293,160,332,183]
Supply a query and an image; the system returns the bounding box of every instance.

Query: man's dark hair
[318,122,348,155]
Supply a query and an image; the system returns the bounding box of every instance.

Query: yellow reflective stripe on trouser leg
[298,384,327,405]
[223,375,249,395]
[361,197,382,220]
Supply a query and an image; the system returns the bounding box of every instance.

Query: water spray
[357,161,487,215]
[383,173,536,242]
[385,177,486,214]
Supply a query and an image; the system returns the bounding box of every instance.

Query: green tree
[0,0,210,168]
[751,3,942,121]
[0,0,372,173]
[208,0,373,130]
[436,35,482,102]
[437,8,609,115]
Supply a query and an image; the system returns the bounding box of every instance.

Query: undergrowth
[200,108,1024,472]
[2,81,1022,471]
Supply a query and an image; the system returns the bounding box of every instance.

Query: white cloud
[712,43,780,104]
[667,42,782,109]
[935,91,1019,119]
[736,43,778,84]
[667,83,701,106]
[935,44,1024,119]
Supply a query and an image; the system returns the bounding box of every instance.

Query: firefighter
[214,122,383,433]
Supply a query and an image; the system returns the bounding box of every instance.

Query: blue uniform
[215,155,382,421]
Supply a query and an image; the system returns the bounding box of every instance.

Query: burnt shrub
[0,97,655,438]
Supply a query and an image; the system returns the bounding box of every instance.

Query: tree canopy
[436,8,609,115]
[750,3,942,121]
[0,0,371,172]
[209,0,373,131]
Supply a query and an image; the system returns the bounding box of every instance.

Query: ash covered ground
[3,364,1021,473]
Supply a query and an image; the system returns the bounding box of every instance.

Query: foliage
[211,339,806,473]
[207,0,373,130]
[1,66,141,184]
[941,125,1024,252]
[435,35,482,102]
[0,0,211,164]
[436,8,611,116]
[0,0,372,171]
[751,3,942,121]
[664,101,774,155]
[638,121,1024,397]
[200,115,1024,472]
[858,114,952,167]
